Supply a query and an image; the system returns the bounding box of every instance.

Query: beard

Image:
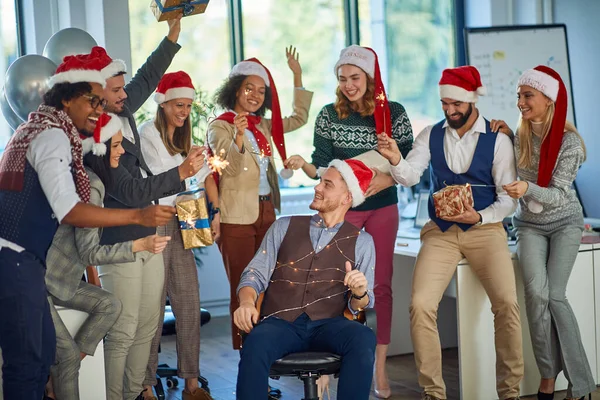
[79,128,93,138]
[445,103,473,129]
[309,198,338,213]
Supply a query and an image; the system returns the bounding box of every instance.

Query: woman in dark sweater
[285,45,413,398]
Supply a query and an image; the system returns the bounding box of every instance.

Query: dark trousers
[219,199,276,349]
[0,247,55,400]
[237,313,376,400]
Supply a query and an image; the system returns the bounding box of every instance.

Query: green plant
[134,88,217,145]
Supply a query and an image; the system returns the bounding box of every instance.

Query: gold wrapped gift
[150,0,210,22]
[176,188,213,249]
[432,183,474,218]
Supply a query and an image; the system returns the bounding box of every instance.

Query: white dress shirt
[0,128,82,252]
[390,114,517,224]
[138,120,211,206]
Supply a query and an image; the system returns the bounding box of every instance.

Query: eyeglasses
[82,94,108,110]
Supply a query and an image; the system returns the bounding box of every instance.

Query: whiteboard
[465,25,575,129]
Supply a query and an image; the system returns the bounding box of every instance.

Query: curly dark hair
[214,75,272,117]
[42,82,93,110]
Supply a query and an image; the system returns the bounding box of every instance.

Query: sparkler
[208,149,229,175]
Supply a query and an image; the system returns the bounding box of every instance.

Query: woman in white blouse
[138,71,218,400]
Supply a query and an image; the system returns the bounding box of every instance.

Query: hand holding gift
[433,183,481,224]
[150,0,210,22]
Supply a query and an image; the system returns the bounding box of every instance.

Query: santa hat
[90,46,127,79]
[328,159,374,208]
[154,71,195,104]
[81,113,122,156]
[48,47,108,89]
[229,58,287,160]
[518,65,568,188]
[439,66,487,103]
[334,45,392,137]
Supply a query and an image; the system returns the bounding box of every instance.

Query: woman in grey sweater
[496,66,593,400]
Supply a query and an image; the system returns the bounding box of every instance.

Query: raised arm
[123,16,182,113]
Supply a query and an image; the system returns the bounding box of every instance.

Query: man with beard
[0,51,175,400]
[377,65,522,400]
[233,159,377,400]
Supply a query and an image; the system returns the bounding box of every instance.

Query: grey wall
[554,0,600,217]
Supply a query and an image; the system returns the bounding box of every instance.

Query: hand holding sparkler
[233,112,249,136]
[178,145,206,180]
[377,133,401,166]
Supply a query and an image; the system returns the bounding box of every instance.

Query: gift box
[432,183,474,218]
[150,0,210,22]
[176,188,213,249]
[351,150,391,175]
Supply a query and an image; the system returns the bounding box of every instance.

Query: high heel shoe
[537,390,554,400]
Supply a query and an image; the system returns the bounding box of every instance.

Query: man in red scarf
[0,51,174,400]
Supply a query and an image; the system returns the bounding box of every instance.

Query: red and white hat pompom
[82,113,122,156]
[438,65,486,103]
[154,71,195,104]
[328,159,374,207]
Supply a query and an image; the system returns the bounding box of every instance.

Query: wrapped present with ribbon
[150,0,210,22]
[432,183,474,218]
[176,188,213,249]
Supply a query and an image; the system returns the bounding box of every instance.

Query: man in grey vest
[234,159,377,400]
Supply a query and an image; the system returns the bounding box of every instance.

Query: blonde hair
[334,74,375,119]
[154,104,192,157]
[516,102,586,168]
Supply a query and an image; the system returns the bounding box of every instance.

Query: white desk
[0,306,106,400]
[390,237,599,399]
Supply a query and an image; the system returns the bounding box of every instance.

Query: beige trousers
[99,251,165,400]
[410,222,524,400]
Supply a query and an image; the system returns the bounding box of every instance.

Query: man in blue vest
[377,66,523,400]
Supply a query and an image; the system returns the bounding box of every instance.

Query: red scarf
[215,112,273,156]
[535,65,567,188]
[0,105,91,202]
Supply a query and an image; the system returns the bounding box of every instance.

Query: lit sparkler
[208,149,229,175]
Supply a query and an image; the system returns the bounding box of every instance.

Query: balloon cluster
[1,28,98,131]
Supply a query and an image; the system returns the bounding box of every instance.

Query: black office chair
[242,297,377,400]
[153,305,212,400]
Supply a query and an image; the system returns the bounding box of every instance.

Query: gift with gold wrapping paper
[432,183,474,218]
[150,0,210,22]
[176,188,213,249]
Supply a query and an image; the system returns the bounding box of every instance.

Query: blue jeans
[237,313,376,400]
[0,247,56,400]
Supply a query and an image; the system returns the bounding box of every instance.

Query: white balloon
[279,168,294,180]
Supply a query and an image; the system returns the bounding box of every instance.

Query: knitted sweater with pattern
[311,102,413,211]
[512,130,585,231]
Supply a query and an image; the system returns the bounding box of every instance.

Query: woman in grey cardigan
[45,113,170,400]
[495,66,593,400]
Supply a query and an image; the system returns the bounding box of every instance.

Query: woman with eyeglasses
[138,71,217,400]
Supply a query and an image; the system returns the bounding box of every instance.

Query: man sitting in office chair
[234,159,377,400]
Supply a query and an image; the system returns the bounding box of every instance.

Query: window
[0,0,20,151]
[128,0,231,138]
[359,0,457,137]
[241,0,346,188]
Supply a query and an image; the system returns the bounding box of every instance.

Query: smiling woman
[0,0,19,151]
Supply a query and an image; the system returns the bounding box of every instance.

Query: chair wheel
[166,377,179,388]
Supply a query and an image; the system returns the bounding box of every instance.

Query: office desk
[390,238,599,399]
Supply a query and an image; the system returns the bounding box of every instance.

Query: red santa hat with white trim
[89,46,127,79]
[48,47,108,89]
[327,159,374,208]
[81,113,122,156]
[439,65,487,103]
[154,71,196,104]
[334,45,392,137]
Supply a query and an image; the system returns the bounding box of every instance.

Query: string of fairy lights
[242,231,374,321]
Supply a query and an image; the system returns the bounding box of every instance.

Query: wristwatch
[475,212,483,226]
[211,207,220,216]
[351,291,368,300]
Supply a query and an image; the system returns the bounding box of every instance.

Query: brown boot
[182,388,214,400]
